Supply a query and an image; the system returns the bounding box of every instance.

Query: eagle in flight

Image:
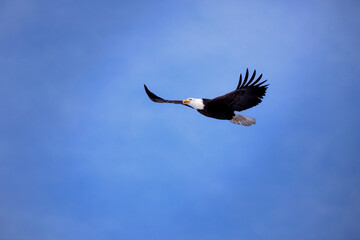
[144,69,268,126]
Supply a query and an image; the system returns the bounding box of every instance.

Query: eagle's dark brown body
[197,99,235,120]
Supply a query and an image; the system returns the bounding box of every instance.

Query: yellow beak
[182,99,191,104]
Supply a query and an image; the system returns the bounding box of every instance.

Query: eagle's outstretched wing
[144,85,183,104]
[211,69,268,112]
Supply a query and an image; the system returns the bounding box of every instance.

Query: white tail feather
[230,114,256,126]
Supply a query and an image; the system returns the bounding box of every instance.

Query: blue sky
[1,0,360,239]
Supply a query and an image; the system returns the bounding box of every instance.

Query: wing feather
[144,85,184,104]
[248,70,256,85]
[236,74,243,89]
[254,80,267,87]
[251,74,263,86]
[210,70,268,112]
[242,68,250,87]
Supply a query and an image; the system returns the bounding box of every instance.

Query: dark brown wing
[211,69,268,112]
[144,84,183,104]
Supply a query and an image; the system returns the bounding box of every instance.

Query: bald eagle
[144,69,268,126]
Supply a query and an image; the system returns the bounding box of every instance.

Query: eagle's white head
[182,98,204,110]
